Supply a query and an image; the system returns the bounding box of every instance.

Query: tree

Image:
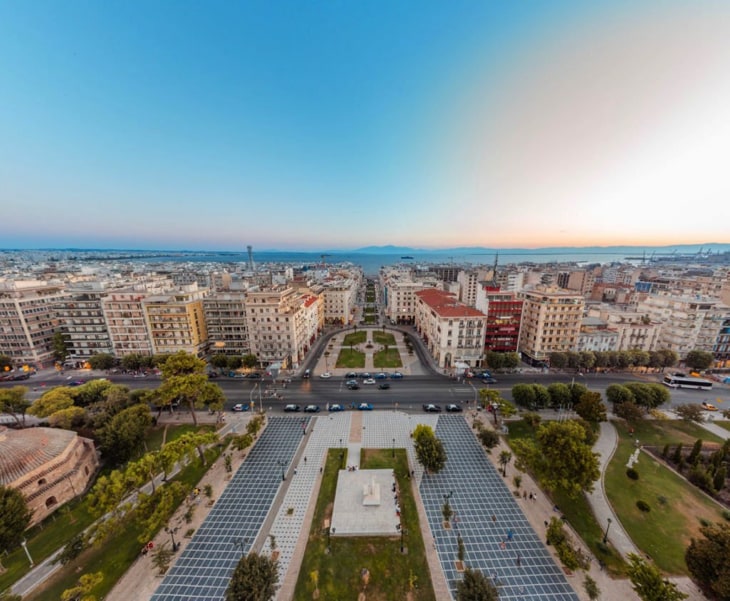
[606,384,634,409]
[0,386,31,428]
[510,384,536,409]
[98,404,153,466]
[674,404,706,423]
[614,401,645,423]
[579,351,596,371]
[583,574,600,601]
[684,350,714,371]
[498,450,512,477]
[48,405,87,429]
[60,571,104,601]
[121,353,145,372]
[87,353,116,371]
[658,349,679,368]
[547,383,571,408]
[226,552,279,601]
[569,383,588,406]
[0,485,33,550]
[531,384,551,409]
[627,553,687,601]
[686,522,730,599]
[485,351,504,371]
[477,428,499,453]
[502,352,520,369]
[241,354,259,369]
[629,350,651,369]
[548,352,567,369]
[512,420,600,498]
[455,567,499,601]
[413,424,447,474]
[27,387,75,418]
[566,351,581,369]
[52,331,69,362]
[210,354,230,372]
[574,391,607,423]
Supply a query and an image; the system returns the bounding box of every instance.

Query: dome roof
[0,426,77,486]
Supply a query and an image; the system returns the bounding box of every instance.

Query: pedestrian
[516,552,521,567]
[319,466,323,474]
[507,529,513,541]
[294,468,298,475]
[500,540,506,550]
[304,456,307,463]
[523,490,527,499]
[529,492,533,500]
[491,514,496,524]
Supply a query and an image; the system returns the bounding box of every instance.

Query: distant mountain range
[349,243,730,256]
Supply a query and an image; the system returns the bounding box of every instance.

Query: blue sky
[1,1,729,251]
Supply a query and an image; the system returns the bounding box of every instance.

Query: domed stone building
[0,426,98,526]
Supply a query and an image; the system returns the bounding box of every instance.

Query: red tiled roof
[0,426,77,485]
[415,289,486,318]
[303,295,318,308]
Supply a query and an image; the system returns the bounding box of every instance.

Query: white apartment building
[102,289,155,357]
[0,281,69,368]
[382,276,440,325]
[577,317,619,352]
[414,289,487,368]
[321,279,358,325]
[202,292,250,356]
[58,282,115,362]
[457,270,489,308]
[494,270,525,292]
[637,294,730,357]
[585,305,661,352]
[518,287,585,365]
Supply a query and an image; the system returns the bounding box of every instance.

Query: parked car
[358,403,374,411]
[390,372,404,379]
[374,372,388,379]
[304,404,321,413]
[246,372,262,379]
[319,372,332,379]
[702,402,718,411]
[302,369,311,379]
[230,371,247,378]
[363,378,376,385]
[345,372,358,379]
[284,404,301,412]
[360,372,372,379]
[378,382,390,390]
[206,372,219,379]
[422,403,442,413]
[328,404,344,412]
[445,404,463,412]
[232,403,250,412]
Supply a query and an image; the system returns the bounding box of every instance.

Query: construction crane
[320,254,331,268]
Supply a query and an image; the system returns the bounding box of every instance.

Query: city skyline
[2,1,730,251]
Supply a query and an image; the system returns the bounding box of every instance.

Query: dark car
[68,380,86,387]
[206,372,219,379]
[328,404,344,412]
[360,372,372,379]
[346,380,360,390]
[390,372,404,379]
[422,403,442,413]
[304,404,320,413]
[284,404,301,412]
[11,372,31,381]
[481,377,498,384]
[246,372,262,379]
[445,404,463,412]
[377,382,390,390]
[374,372,388,379]
[345,372,358,379]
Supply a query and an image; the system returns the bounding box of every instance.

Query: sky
[1,1,729,251]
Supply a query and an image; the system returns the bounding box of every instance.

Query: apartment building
[475,284,523,353]
[142,285,208,357]
[0,281,69,367]
[102,289,155,357]
[715,318,730,364]
[381,273,441,325]
[58,282,115,362]
[202,291,250,356]
[577,317,619,352]
[557,269,597,296]
[456,270,483,307]
[414,289,487,368]
[637,294,730,357]
[585,305,661,352]
[518,287,585,365]
[321,279,358,325]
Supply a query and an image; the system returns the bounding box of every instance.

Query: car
[358,403,373,411]
[232,403,250,412]
[422,403,442,413]
[378,382,390,390]
[206,372,219,379]
[346,380,360,390]
[11,372,31,381]
[68,380,86,387]
[284,404,301,412]
[363,378,376,385]
[345,372,358,379]
[702,402,718,411]
[319,372,332,379]
[230,371,247,378]
[360,372,372,379]
[304,404,321,413]
[302,369,311,379]
[445,404,463,412]
[481,377,498,384]
[390,372,404,379]
[328,404,344,412]
[374,372,388,379]
[246,372,262,379]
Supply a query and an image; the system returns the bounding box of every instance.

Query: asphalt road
[8,370,729,414]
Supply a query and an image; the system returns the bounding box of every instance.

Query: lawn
[506,420,626,575]
[713,420,730,433]
[363,306,377,314]
[373,348,403,369]
[605,421,727,574]
[26,445,226,601]
[372,331,396,346]
[362,315,378,324]
[342,331,366,346]
[335,348,365,368]
[293,449,435,600]
[366,294,376,302]
[145,423,216,453]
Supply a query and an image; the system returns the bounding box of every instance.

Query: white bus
[663,374,713,390]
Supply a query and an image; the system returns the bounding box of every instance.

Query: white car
[319,372,332,379]
[363,378,376,385]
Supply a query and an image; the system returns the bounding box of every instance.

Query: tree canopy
[0,386,31,428]
[226,552,279,601]
[0,485,33,550]
[574,391,607,423]
[685,522,730,600]
[684,350,714,371]
[413,424,447,474]
[627,554,687,601]
[455,567,499,601]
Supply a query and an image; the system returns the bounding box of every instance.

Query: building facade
[142,285,209,357]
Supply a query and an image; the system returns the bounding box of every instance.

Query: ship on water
[401,255,414,260]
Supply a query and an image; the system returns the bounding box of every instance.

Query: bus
[663,374,713,390]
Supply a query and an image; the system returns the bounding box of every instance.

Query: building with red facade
[476,284,523,353]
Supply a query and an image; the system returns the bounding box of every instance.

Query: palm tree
[499,450,512,477]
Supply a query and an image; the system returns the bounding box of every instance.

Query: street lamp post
[392,438,395,458]
[20,538,34,567]
[400,527,408,553]
[603,517,613,544]
[232,537,248,557]
[165,526,180,552]
[277,460,286,481]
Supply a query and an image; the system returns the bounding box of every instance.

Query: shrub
[636,500,650,512]
[722,510,730,522]
[626,468,639,480]
[657,495,668,506]
[661,443,670,458]
[699,518,711,527]
[185,528,195,538]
